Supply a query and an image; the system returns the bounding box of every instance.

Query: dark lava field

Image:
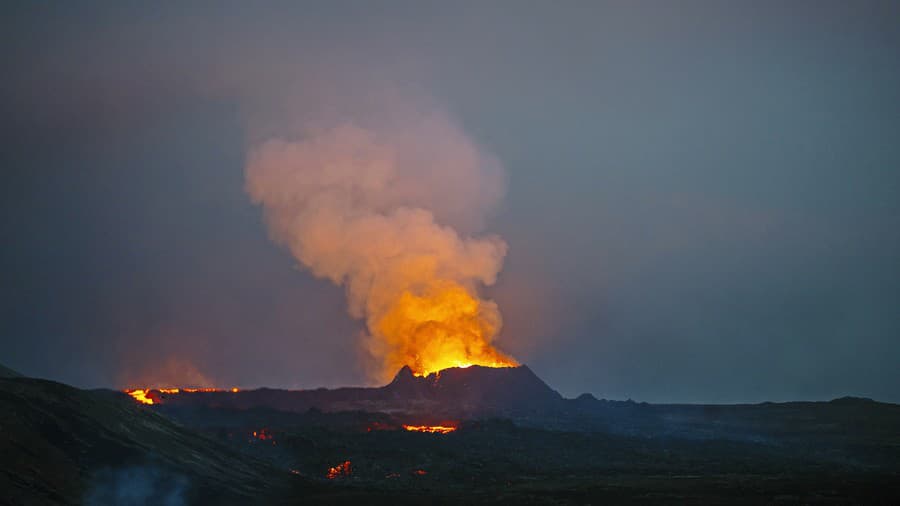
[3,364,899,505]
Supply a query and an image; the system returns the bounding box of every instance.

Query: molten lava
[126,389,154,405]
[402,424,457,434]
[123,387,240,405]
[326,461,352,479]
[376,282,517,379]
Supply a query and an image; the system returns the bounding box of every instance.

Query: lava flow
[125,387,239,405]
[402,424,457,434]
[326,461,352,479]
[125,389,155,405]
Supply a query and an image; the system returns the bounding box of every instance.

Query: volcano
[386,365,563,414]
[141,365,564,419]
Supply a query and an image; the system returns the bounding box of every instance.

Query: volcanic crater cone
[149,365,564,418]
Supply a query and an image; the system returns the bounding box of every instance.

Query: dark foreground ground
[2,370,899,504]
[161,404,900,505]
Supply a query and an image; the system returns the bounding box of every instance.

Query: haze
[2,1,898,403]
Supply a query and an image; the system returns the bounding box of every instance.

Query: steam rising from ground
[85,466,188,506]
[120,357,214,390]
[245,108,516,381]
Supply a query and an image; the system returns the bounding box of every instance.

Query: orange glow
[377,282,517,379]
[366,422,395,432]
[412,469,428,476]
[402,424,457,434]
[125,389,154,405]
[326,461,352,479]
[251,429,274,441]
[123,387,240,404]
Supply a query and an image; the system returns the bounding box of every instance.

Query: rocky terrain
[3,363,900,504]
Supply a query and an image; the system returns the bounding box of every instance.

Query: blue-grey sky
[2,1,899,402]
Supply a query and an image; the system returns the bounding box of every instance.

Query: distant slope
[143,364,900,468]
[147,365,564,418]
[0,376,315,506]
[0,362,23,378]
[132,364,900,450]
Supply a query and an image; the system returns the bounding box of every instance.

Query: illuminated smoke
[245,105,516,381]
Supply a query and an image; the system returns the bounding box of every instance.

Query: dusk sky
[2,1,899,403]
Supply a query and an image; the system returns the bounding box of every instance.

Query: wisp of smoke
[85,466,188,506]
[245,105,516,381]
[120,357,214,390]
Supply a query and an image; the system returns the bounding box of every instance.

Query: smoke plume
[245,105,516,381]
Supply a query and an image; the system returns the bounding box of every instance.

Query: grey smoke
[85,466,189,506]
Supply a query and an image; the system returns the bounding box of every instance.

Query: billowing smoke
[245,105,516,382]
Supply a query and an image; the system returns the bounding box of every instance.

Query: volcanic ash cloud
[245,111,517,382]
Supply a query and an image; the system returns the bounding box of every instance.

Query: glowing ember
[402,424,457,434]
[251,429,274,441]
[366,422,394,432]
[326,461,352,480]
[412,469,428,476]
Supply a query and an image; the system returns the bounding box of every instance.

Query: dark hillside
[0,377,315,506]
[0,362,23,378]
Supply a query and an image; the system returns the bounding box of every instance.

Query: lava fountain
[402,424,457,434]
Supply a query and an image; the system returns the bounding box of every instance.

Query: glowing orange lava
[125,389,154,405]
[402,424,457,434]
[123,387,240,404]
[376,282,518,379]
[326,461,352,479]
